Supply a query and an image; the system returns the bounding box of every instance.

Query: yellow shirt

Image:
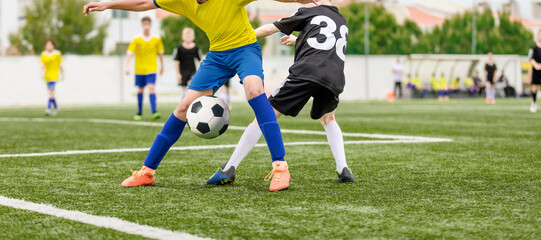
[465,77,474,88]
[41,50,62,82]
[450,78,460,88]
[411,77,422,87]
[430,77,438,90]
[155,0,257,51]
[438,77,448,90]
[127,35,165,75]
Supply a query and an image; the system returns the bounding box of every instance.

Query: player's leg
[122,52,234,187]
[134,75,145,120]
[45,82,56,115]
[311,85,354,183]
[531,84,539,113]
[121,88,212,187]
[207,108,282,185]
[146,74,160,120]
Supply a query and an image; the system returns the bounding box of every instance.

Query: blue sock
[47,99,53,109]
[137,93,143,114]
[144,114,186,169]
[149,93,157,113]
[52,98,57,109]
[248,94,285,162]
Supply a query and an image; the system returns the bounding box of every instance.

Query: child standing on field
[41,39,63,116]
[173,27,201,100]
[126,16,164,121]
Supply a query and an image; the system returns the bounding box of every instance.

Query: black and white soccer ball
[186,95,230,139]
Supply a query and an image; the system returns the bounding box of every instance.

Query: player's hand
[83,2,107,16]
[177,73,182,84]
[280,35,297,46]
[160,67,164,75]
[125,68,130,76]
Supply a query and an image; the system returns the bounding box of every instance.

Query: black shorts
[532,72,541,85]
[269,79,339,120]
[180,70,196,87]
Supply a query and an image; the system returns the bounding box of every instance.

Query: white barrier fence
[0,55,523,107]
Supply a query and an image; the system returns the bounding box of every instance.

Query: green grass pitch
[0,99,540,239]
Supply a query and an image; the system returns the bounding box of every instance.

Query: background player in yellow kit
[40,39,63,116]
[125,16,164,121]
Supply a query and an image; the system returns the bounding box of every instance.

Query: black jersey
[273,5,348,95]
[485,63,497,83]
[173,45,201,73]
[529,45,541,78]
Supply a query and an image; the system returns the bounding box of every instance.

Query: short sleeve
[157,38,165,53]
[154,0,185,16]
[127,39,137,54]
[528,48,534,60]
[196,47,202,61]
[238,0,256,7]
[40,53,45,65]
[173,47,180,61]
[273,10,307,35]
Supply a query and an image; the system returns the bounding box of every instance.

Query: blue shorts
[135,73,157,88]
[47,81,56,91]
[188,42,264,94]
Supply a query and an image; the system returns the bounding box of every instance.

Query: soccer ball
[186,95,230,139]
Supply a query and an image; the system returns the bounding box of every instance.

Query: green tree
[417,9,533,54]
[18,0,107,54]
[161,14,267,55]
[340,3,423,54]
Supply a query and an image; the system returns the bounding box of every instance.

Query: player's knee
[138,88,144,94]
[174,102,190,120]
[243,76,265,100]
[147,84,155,93]
[319,112,336,126]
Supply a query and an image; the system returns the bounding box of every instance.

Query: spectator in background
[173,27,202,100]
[485,52,497,104]
[449,77,461,97]
[473,71,484,97]
[392,57,404,98]
[410,74,428,98]
[495,70,508,98]
[438,73,449,101]
[465,75,478,97]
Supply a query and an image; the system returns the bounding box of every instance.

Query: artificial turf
[0,99,540,239]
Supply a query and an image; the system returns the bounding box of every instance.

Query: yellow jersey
[450,78,460,88]
[155,0,257,51]
[40,50,62,82]
[438,77,448,90]
[465,77,474,88]
[411,77,422,87]
[430,77,438,90]
[127,35,165,75]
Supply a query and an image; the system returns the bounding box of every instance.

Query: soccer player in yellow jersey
[126,17,165,121]
[41,39,63,116]
[84,0,314,191]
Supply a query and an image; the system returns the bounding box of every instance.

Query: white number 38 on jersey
[306,15,348,61]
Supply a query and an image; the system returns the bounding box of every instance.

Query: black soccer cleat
[207,163,236,185]
[337,167,354,183]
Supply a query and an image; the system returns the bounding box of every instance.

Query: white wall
[0,55,523,107]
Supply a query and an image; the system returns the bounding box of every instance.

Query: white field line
[0,140,449,158]
[0,117,452,158]
[0,117,452,141]
[0,195,209,240]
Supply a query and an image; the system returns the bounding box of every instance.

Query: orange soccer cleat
[121,166,156,187]
[265,161,290,192]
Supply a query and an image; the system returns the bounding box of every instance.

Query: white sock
[224,123,262,170]
[324,121,348,173]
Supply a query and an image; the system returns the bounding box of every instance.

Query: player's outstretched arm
[274,0,318,4]
[255,24,280,38]
[83,0,156,16]
[280,35,297,46]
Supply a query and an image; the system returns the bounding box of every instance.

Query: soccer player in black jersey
[529,29,541,113]
[207,0,354,185]
[173,28,201,100]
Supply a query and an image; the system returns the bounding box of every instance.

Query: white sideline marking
[0,117,451,141]
[0,195,209,240]
[0,117,452,158]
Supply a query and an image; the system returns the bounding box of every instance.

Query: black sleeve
[273,9,308,35]
[173,46,181,61]
[195,46,201,61]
